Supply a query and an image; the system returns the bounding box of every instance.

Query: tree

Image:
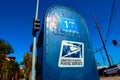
[1,60,19,80]
[0,39,15,80]
[0,39,14,55]
[21,52,32,80]
[9,61,19,79]
[19,68,25,79]
[0,39,14,68]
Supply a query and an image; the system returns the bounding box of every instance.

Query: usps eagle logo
[58,40,84,67]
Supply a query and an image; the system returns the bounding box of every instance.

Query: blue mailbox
[37,5,99,80]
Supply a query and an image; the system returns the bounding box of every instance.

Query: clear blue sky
[0,0,120,66]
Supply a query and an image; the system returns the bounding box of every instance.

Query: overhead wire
[111,0,120,32]
[105,0,117,43]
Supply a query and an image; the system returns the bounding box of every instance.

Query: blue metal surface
[37,5,99,80]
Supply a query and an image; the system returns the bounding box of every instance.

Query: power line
[105,0,117,43]
[94,14,112,66]
[112,0,119,25]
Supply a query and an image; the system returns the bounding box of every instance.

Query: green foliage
[21,52,32,79]
[0,39,14,73]
[0,39,19,79]
[9,61,19,76]
[0,60,19,74]
[19,69,25,78]
[21,52,32,67]
[0,39,14,55]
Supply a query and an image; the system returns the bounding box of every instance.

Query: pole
[31,0,39,80]
[35,0,39,20]
[93,14,112,66]
[31,37,36,80]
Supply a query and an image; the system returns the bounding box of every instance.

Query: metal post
[32,37,36,80]
[35,0,39,20]
[31,0,39,80]
[94,14,112,66]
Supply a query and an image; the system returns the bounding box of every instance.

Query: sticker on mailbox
[58,40,84,67]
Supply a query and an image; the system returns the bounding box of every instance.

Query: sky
[0,0,120,67]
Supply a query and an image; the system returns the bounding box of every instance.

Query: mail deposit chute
[36,5,99,80]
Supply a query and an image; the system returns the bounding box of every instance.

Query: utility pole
[31,0,40,80]
[93,14,112,66]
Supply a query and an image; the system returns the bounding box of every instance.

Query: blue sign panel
[37,5,99,80]
[60,17,78,33]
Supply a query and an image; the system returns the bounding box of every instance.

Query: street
[100,75,120,80]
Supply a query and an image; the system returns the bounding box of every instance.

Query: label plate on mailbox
[58,40,84,67]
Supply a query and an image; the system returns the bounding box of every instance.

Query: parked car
[103,64,120,77]
[97,66,108,76]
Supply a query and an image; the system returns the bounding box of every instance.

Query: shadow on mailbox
[36,5,100,80]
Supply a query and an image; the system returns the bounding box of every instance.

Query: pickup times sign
[58,40,84,67]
